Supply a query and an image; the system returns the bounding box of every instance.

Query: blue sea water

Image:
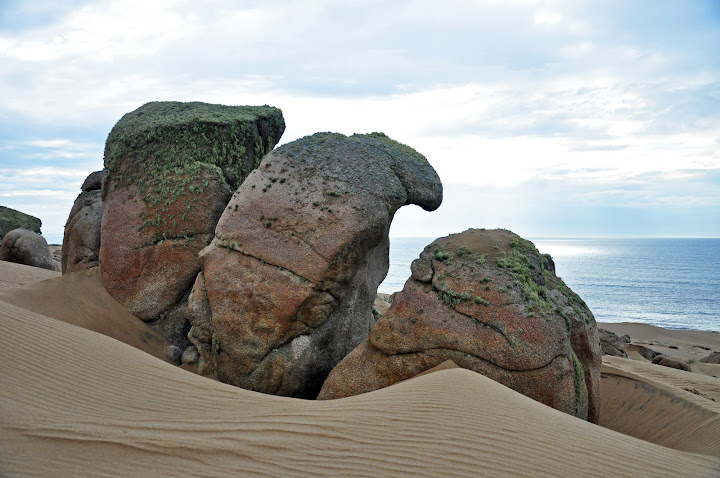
[43,233,64,245]
[379,237,720,333]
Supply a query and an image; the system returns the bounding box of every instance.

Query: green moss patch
[495,234,591,324]
[103,101,284,237]
[104,101,283,198]
[571,349,586,404]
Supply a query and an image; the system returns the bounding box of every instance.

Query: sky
[1,0,718,239]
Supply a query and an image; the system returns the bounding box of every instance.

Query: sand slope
[600,356,720,456]
[2,302,719,477]
[0,260,59,291]
[0,265,171,362]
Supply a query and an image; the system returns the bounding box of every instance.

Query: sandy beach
[1,261,719,477]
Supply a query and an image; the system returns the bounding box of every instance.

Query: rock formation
[62,171,104,273]
[598,328,628,357]
[318,229,602,423]
[100,101,284,350]
[188,132,443,397]
[0,206,41,241]
[700,351,720,364]
[0,228,56,271]
[625,343,661,361]
[652,355,692,372]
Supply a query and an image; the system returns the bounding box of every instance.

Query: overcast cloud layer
[1,0,718,238]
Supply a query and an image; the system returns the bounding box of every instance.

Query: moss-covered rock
[0,206,42,241]
[100,101,284,349]
[318,229,601,423]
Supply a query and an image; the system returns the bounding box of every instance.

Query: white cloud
[534,10,563,26]
[0,0,718,237]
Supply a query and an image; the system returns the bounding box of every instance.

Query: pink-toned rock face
[62,171,103,274]
[99,102,284,350]
[189,132,443,398]
[318,229,602,423]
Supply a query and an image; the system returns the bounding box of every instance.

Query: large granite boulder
[100,101,284,350]
[188,132,443,397]
[318,229,602,423]
[0,206,41,241]
[0,228,56,271]
[62,171,104,273]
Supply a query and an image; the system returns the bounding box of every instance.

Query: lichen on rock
[100,101,285,351]
[318,228,601,423]
[189,131,442,397]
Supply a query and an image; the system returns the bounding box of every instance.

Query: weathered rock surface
[189,132,443,397]
[100,101,284,349]
[700,351,720,364]
[0,228,56,271]
[318,229,602,423]
[625,343,661,361]
[0,206,41,241]
[599,328,628,357]
[62,171,104,273]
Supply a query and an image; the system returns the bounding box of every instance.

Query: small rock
[651,354,667,364]
[410,258,433,282]
[181,345,200,366]
[166,345,183,364]
[654,356,691,372]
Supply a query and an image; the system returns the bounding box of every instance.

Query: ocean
[379,237,720,333]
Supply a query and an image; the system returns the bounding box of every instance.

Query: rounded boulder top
[275,132,442,211]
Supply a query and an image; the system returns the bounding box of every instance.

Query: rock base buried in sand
[99,101,285,349]
[0,228,57,271]
[318,229,602,423]
[188,132,442,398]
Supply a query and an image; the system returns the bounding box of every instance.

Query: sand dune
[1,261,719,476]
[0,260,59,291]
[0,265,171,362]
[600,356,720,456]
[1,300,719,477]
